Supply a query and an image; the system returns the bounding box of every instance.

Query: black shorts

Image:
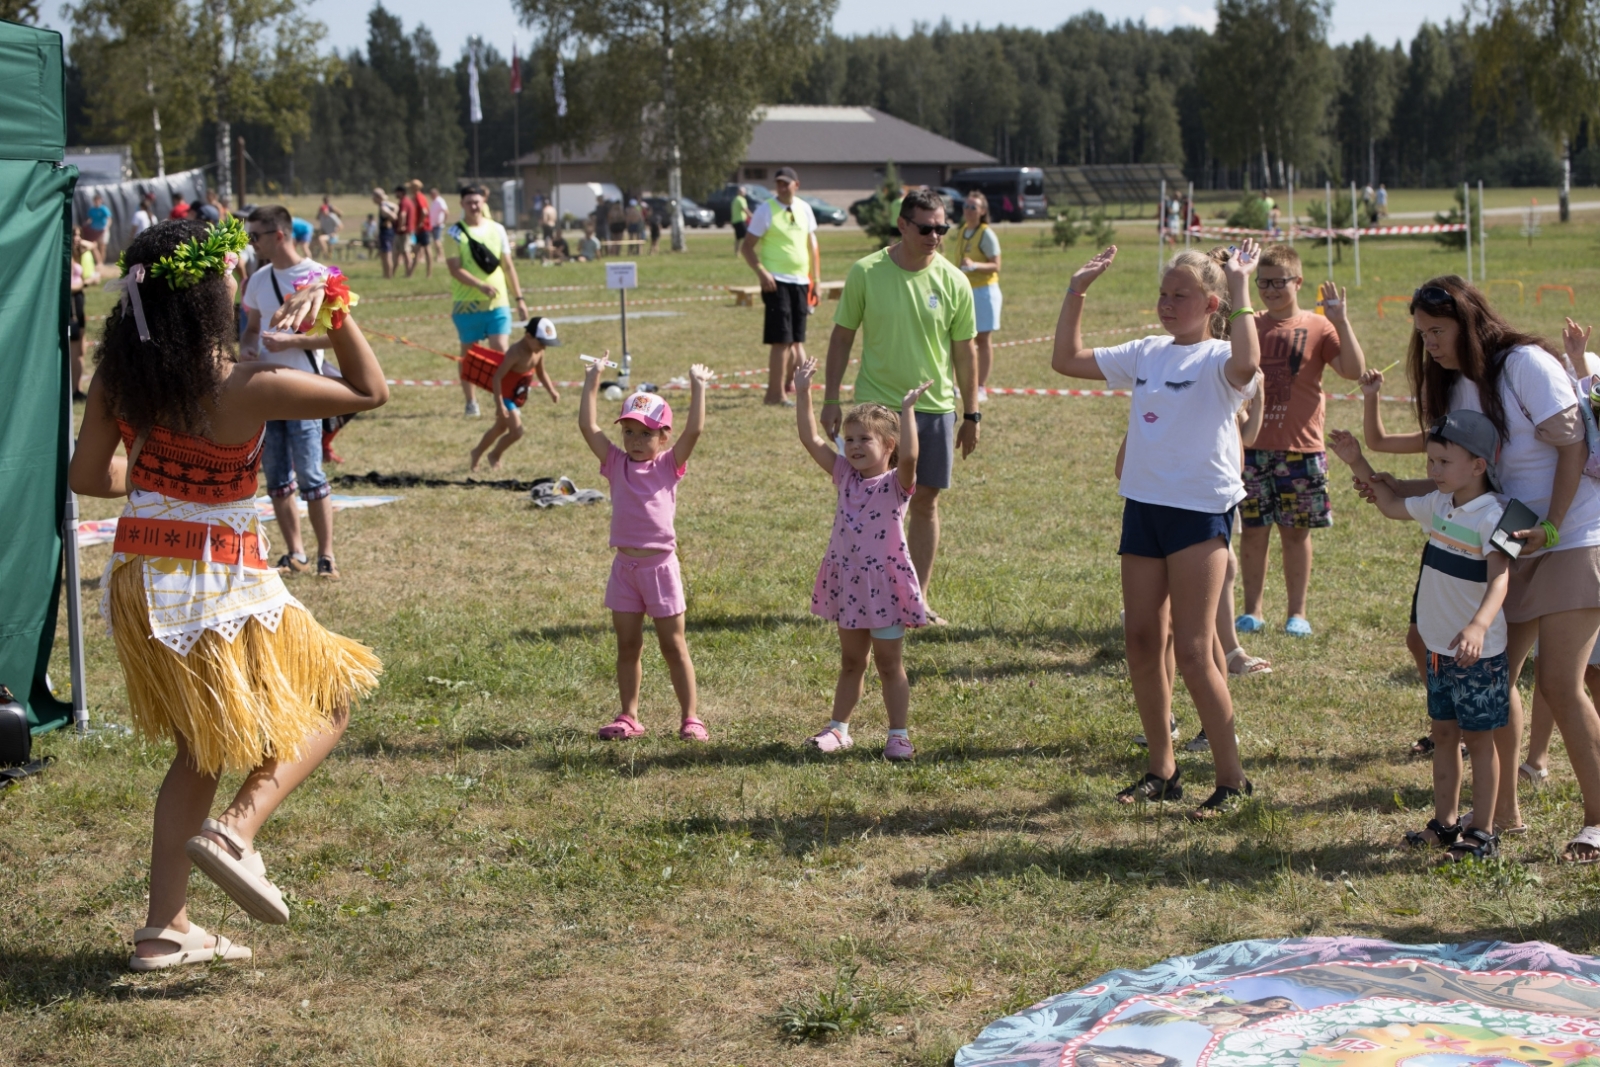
[68,290,85,340]
[414,229,431,247]
[761,281,809,345]
[732,221,747,242]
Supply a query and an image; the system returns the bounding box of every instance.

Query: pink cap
[615,390,672,430]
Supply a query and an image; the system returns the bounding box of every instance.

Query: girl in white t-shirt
[1052,241,1262,820]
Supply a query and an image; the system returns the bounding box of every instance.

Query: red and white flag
[510,41,522,94]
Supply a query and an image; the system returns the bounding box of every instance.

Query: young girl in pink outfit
[579,354,716,742]
[794,356,932,760]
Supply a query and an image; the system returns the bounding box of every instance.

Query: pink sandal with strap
[598,713,645,741]
[678,717,709,742]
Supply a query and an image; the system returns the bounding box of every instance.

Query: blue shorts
[1119,499,1235,559]
[262,419,329,501]
[915,410,956,491]
[972,283,1002,333]
[453,307,513,344]
[501,396,517,413]
[1427,650,1511,732]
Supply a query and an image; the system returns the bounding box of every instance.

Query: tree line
[47,0,1600,202]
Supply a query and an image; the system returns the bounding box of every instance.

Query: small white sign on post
[605,262,638,290]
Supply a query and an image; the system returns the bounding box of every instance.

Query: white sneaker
[464,401,481,417]
[977,386,988,404]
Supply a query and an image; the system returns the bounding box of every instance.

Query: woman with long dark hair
[1366,276,1600,860]
[70,217,389,969]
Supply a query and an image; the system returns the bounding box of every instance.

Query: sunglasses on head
[1411,285,1455,309]
[909,222,950,236]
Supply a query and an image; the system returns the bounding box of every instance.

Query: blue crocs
[1235,614,1265,634]
[1285,615,1313,637]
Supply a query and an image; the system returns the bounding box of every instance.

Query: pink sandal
[806,726,853,753]
[679,717,709,742]
[598,714,645,741]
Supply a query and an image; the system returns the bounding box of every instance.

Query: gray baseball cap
[1430,410,1502,492]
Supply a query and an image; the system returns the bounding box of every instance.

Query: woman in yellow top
[956,191,1002,401]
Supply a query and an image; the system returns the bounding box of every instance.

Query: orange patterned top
[117,421,265,503]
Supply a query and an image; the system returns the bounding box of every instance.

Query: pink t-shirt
[601,443,686,551]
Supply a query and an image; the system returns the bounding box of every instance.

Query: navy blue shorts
[1427,650,1511,732]
[1119,499,1235,559]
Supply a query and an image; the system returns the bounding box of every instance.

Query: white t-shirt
[130,209,153,239]
[1405,490,1509,658]
[429,195,448,229]
[241,258,327,372]
[745,197,817,284]
[1448,344,1600,551]
[1096,335,1257,513]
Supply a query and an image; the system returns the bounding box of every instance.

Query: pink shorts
[605,550,686,618]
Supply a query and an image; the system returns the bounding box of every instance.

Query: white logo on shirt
[927,293,940,309]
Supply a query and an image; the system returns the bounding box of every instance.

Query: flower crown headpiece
[106,215,249,342]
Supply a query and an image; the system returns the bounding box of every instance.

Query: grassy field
[10,212,1600,1066]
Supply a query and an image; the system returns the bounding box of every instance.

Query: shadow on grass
[510,616,1130,651]
[0,946,215,1008]
[512,612,816,644]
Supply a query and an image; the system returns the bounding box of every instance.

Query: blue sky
[41,0,1447,66]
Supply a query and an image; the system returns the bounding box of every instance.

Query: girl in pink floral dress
[794,356,931,760]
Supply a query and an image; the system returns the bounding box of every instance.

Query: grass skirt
[109,559,382,776]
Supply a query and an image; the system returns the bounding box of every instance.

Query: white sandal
[1519,762,1549,787]
[1563,825,1600,864]
[128,923,251,971]
[185,818,290,925]
[1226,647,1272,676]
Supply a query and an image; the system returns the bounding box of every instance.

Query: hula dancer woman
[70,216,387,971]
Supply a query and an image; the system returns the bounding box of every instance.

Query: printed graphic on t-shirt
[1264,326,1309,413]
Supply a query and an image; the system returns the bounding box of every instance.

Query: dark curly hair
[95,218,237,435]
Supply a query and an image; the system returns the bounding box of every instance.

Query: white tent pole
[62,364,87,732]
[1186,180,1193,251]
[1325,181,1333,279]
[1287,170,1294,246]
[1351,180,1361,288]
[1478,179,1487,280]
[1157,178,1166,283]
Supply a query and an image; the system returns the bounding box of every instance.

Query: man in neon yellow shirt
[823,188,979,621]
[741,166,820,406]
[446,184,529,417]
[730,186,750,253]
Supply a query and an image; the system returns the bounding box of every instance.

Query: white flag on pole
[468,44,482,124]
[554,58,567,117]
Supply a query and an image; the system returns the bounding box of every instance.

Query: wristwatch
[964,412,982,423]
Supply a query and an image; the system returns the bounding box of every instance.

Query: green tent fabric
[0,20,75,733]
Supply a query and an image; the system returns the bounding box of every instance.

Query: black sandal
[1410,735,1435,757]
[1404,818,1461,849]
[1441,826,1499,863]
[1188,780,1253,821]
[1116,767,1182,804]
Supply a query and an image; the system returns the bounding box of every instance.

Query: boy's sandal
[184,819,290,925]
[806,727,853,754]
[1440,827,1499,863]
[1116,767,1182,804]
[1410,735,1435,757]
[597,714,645,741]
[1404,818,1461,849]
[1188,780,1253,822]
[678,717,709,742]
[1519,762,1549,787]
[1561,825,1600,864]
[128,923,251,972]
[1226,648,1273,676]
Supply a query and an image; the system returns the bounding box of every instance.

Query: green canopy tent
[0,20,84,739]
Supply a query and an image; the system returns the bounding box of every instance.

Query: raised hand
[1070,246,1117,293]
[270,281,325,334]
[1222,237,1260,282]
[902,379,935,410]
[582,350,610,384]
[1359,369,1384,396]
[1319,280,1347,325]
[794,356,818,389]
[1564,317,1592,368]
[689,363,717,385]
[1327,428,1363,467]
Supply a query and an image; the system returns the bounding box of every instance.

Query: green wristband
[1541,519,1560,548]
[821,399,842,406]
[1229,307,1255,322]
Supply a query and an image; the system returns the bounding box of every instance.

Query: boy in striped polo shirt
[1330,411,1513,863]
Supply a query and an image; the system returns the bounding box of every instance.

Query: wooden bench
[726,280,846,307]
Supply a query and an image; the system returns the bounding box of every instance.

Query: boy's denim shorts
[1426,650,1511,732]
[263,419,330,501]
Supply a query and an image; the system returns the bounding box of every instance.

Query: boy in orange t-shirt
[1237,244,1367,637]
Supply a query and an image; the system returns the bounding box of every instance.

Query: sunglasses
[909,222,951,236]
[1412,285,1455,308]
[246,230,277,244]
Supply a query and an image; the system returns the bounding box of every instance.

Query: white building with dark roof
[513,104,997,209]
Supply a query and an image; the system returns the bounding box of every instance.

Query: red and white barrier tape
[1185,224,1464,239]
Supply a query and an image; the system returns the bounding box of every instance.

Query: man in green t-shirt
[730,186,750,254]
[446,184,529,417]
[741,166,820,406]
[823,188,980,621]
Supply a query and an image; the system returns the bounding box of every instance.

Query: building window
[744,167,767,180]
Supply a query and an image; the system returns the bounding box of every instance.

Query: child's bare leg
[872,635,909,730]
[486,413,524,467]
[653,612,698,722]
[1122,555,1176,779]
[1166,538,1245,788]
[1279,526,1312,620]
[1431,717,1463,832]
[830,627,872,723]
[138,738,221,958]
[1526,681,1555,774]
[1406,624,1428,681]
[1464,726,1500,836]
[215,706,350,850]
[614,611,646,721]
[470,421,505,469]
[1239,524,1272,619]
[1217,546,1242,658]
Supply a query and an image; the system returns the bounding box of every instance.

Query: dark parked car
[644,195,714,228]
[702,183,773,226]
[801,195,848,226]
[947,167,1047,221]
